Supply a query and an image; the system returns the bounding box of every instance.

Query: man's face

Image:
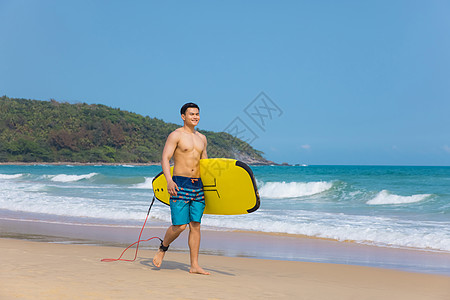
[182,107,200,126]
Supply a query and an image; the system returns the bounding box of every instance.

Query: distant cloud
[443,145,450,153]
[301,144,311,150]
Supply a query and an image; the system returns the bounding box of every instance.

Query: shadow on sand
[139,259,235,276]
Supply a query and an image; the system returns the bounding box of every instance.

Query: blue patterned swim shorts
[170,176,205,225]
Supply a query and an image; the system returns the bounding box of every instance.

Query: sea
[1,164,449,254]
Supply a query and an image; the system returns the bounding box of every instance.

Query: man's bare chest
[177,134,204,153]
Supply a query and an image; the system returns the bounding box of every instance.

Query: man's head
[180,102,200,127]
[180,102,200,115]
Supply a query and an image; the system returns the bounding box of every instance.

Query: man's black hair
[180,102,200,115]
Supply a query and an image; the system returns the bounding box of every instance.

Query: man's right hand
[167,180,179,196]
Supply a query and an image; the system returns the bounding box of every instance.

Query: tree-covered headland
[0,96,270,164]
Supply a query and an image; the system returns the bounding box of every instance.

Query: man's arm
[201,134,208,159]
[161,131,179,196]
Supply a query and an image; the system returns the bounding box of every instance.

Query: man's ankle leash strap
[159,239,169,252]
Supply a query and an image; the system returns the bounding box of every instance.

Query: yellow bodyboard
[152,158,260,215]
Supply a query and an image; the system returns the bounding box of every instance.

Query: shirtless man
[152,102,210,275]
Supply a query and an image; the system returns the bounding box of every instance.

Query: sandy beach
[1,238,449,300]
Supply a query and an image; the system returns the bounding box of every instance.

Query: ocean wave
[258,181,333,198]
[366,190,432,205]
[49,173,98,183]
[0,174,23,179]
[132,177,154,189]
[0,187,152,221]
[202,212,450,252]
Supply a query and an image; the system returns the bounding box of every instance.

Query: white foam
[132,177,154,189]
[50,173,98,182]
[0,188,146,222]
[202,211,450,252]
[0,179,169,223]
[367,190,432,205]
[259,181,333,198]
[23,184,48,192]
[0,174,23,179]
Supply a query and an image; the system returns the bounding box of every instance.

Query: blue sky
[1,0,449,165]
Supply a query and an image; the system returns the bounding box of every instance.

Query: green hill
[0,96,269,164]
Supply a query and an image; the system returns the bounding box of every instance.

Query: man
[152,102,210,275]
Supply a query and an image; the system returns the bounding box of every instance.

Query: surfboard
[151,158,260,215]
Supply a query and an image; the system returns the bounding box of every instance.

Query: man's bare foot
[189,266,210,275]
[152,250,165,268]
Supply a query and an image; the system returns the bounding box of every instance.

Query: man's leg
[188,221,210,275]
[152,224,187,268]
